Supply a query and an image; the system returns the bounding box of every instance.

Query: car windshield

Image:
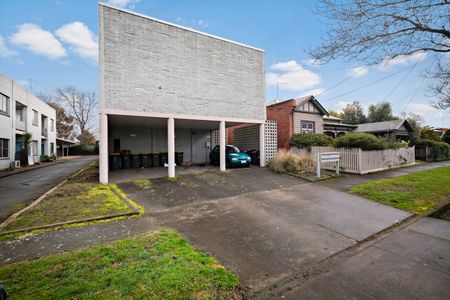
[226,146,240,153]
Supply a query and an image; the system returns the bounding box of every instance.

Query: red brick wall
[227,124,249,145]
[267,100,296,149]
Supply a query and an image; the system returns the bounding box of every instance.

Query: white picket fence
[296,146,415,174]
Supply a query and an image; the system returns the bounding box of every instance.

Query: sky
[0,0,448,128]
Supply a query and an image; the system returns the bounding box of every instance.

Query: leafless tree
[37,93,76,140]
[309,0,450,107]
[57,87,98,145]
[428,58,450,109]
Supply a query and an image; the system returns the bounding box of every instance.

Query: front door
[41,143,45,156]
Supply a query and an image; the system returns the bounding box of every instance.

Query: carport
[100,111,265,183]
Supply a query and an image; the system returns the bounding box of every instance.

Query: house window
[301,121,315,133]
[50,118,55,131]
[0,94,10,116]
[0,139,9,158]
[32,110,38,126]
[50,142,54,154]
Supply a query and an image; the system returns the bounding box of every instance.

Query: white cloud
[10,24,66,59]
[404,102,444,122]
[266,60,321,92]
[105,0,139,8]
[0,35,17,57]
[377,51,427,71]
[346,66,368,78]
[56,22,98,62]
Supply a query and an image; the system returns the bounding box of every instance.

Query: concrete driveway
[0,156,98,222]
[118,167,411,290]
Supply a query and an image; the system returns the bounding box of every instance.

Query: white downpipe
[219,120,226,172]
[167,117,175,178]
[99,113,109,184]
[259,123,265,167]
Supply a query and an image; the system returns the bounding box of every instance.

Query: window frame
[0,139,9,159]
[0,93,10,116]
[50,118,55,132]
[300,121,315,134]
[32,110,38,126]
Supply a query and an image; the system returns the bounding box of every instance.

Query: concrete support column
[219,120,226,172]
[167,117,175,178]
[99,113,109,184]
[259,122,265,167]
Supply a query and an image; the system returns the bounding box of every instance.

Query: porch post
[219,120,226,171]
[167,117,175,177]
[99,112,109,184]
[259,122,265,167]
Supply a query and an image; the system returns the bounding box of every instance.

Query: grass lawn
[1,163,143,234]
[350,166,450,214]
[0,230,240,299]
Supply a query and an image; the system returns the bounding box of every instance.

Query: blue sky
[0,0,448,128]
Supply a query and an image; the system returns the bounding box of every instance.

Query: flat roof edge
[99,2,264,52]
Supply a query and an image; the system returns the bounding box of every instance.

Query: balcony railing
[41,127,48,138]
[16,120,26,131]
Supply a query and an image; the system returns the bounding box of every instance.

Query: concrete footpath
[281,217,450,299]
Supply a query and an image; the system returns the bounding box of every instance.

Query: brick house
[266,95,329,149]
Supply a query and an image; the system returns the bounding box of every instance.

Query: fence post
[317,152,321,178]
[358,148,363,174]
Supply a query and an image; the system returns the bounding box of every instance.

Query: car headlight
[247,157,251,161]
[231,158,238,161]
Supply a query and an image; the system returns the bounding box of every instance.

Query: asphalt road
[0,156,98,222]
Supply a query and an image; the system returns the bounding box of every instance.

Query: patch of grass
[0,230,241,300]
[350,166,450,214]
[132,178,153,189]
[1,163,143,234]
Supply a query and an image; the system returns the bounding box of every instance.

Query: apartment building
[98,4,266,183]
[0,74,57,170]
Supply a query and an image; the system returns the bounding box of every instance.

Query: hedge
[334,132,387,150]
[290,133,334,150]
[69,144,99,155]
[415,139,450,161]
[443,129,450,145]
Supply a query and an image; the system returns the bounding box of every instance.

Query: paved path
[280,217,450,300]
[0,156,98,222]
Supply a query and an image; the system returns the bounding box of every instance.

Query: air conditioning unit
[11,161,21,168]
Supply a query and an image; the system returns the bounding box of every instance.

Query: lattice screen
[232,120,278,164]
[211,129,228,148]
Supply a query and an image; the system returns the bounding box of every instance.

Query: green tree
[366,102,397,123]
[328,109,341,118]
[420,127,442,142]
[442,129,450,144]
[340,101,366,124]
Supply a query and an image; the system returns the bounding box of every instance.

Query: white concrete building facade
[0,73,57,170]
[99,3,266,183]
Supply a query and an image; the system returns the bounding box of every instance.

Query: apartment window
[0,94,10,116]
[50,118,55,131]
[32,110,38,126]
[301,121,315,134]
[0,139,9,158]
[50,142,54,155]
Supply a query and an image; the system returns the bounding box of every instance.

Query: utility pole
[276,82,287,101]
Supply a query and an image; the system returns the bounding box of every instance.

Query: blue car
[209,145,251,167]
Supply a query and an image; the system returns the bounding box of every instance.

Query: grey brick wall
[100,5,265,121]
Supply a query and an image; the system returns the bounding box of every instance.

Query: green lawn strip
[1,183,133,232]
[0,230,240,300]
[350,166,450,214]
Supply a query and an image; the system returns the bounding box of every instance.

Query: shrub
[415,139,450,161]
[268,149,316,174]
[381,134,408,149]
[290,133,334,150]
[69,144,97,155]
[334,133,387,150]
[442,129,450,145]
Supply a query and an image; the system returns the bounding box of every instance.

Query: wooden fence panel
[297,146,415,174]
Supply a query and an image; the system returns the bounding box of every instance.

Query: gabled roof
[355,119,412,133]
[294,95,329,116]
